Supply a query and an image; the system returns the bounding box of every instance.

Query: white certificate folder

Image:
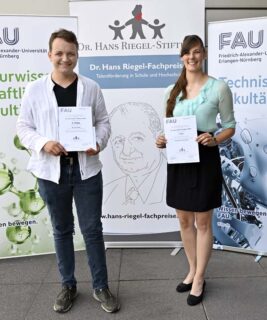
[164,115,200,164]
[58,106,96,151]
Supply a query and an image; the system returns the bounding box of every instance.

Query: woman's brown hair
[166,35,205,117]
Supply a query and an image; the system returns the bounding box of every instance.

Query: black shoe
[176,282,193,293]
[53,285,78,313]
[93,287,120,313]
[187,281,206,306]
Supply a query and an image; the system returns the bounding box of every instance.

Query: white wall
[1,0,267,16]
[206,0,267,8]
[0,0,69,15]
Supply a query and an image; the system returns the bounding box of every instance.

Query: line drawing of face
[109,102,162,176]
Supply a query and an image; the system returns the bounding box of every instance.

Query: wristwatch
[213,136,218,145]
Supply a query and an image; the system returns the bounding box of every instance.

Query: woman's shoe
[187,281,206,306]
[176,282,193,293]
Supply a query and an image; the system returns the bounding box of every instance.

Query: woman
[156,35,236,306]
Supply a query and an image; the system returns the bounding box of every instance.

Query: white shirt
[16,74,111,183]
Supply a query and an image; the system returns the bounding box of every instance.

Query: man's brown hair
[49,29,79,51]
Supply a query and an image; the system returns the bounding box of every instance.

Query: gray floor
[1,247,267,320]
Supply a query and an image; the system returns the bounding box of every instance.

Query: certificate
[58,106,96,151]
[164,115,199,164]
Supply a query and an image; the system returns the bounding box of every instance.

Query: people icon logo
[108,5,166,40]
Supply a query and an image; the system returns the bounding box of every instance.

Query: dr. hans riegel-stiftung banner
[69,0,205,241]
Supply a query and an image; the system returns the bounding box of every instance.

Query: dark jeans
[38,156,108,289]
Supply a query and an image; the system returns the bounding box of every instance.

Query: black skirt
[166,138,223,212]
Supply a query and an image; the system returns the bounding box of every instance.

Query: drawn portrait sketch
[103,102,167,207]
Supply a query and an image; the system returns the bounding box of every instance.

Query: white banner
[0,16,80,258]
[208,17,267,253]
[70,0,205,236]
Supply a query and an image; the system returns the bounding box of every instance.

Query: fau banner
[69,0,205,239]
[0,16,79,258]
[208,18,267,254]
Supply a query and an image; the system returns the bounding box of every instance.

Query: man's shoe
[93,287,120,313]
[53,285,78,313]
[176,282,193,293]
[187,281,206,306]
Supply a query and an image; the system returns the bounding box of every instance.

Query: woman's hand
[196,128,235,147]
[196,132,217,147]
[156,135,167,149]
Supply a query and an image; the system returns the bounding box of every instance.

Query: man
[16,29,120,314]
[104,102,166,206]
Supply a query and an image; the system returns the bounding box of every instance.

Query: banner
[0,16,79,258]
[69,0,205,239]
[208,18,267,253]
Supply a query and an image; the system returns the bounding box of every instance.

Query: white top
[16,74,111,183]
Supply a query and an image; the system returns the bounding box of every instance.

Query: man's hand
[43,141,68,156]
[85,143,100,156]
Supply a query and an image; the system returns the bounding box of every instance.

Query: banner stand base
[213,244,267,261]
[255,255,263,263]
[170,247,182,256]
[105,241,183,249]
[104,243,267,263]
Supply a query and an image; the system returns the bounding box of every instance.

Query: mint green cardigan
[164,77,236,132]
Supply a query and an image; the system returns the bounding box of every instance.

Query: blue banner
[79,55,181,88]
